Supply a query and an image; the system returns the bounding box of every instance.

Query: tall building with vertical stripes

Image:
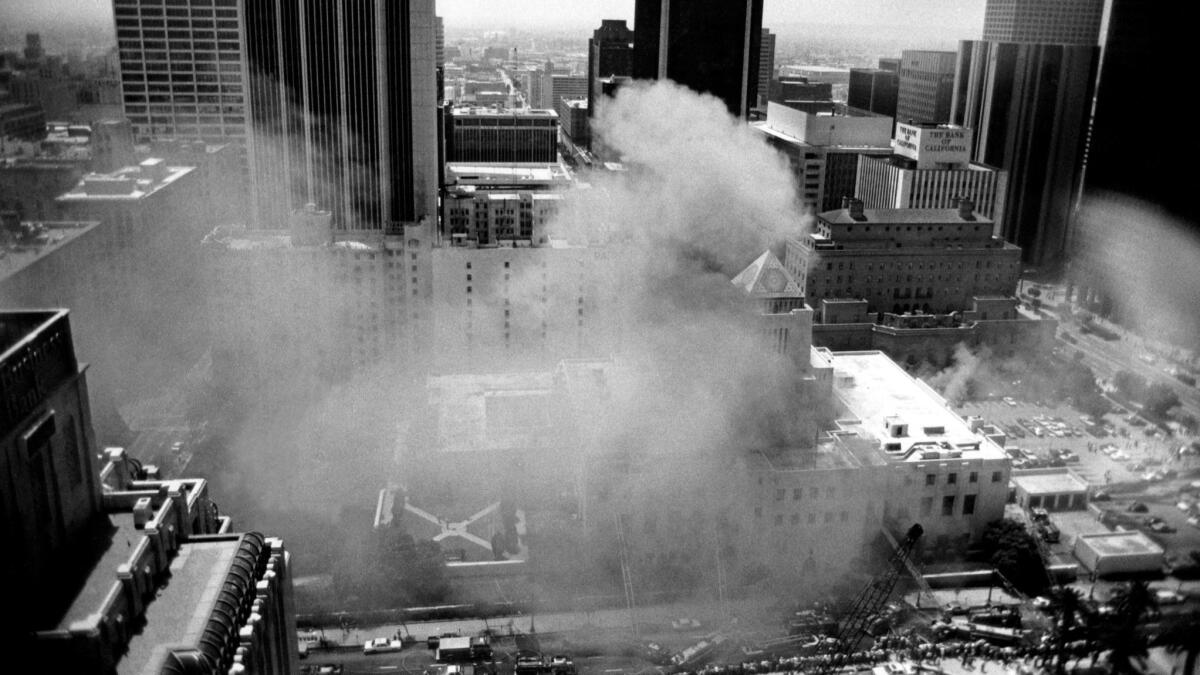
[242,0,437,231]
[112,0,437,231]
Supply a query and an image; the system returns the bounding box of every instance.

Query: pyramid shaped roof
[731,250,803,298]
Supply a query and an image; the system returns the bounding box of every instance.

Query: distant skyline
[1,0,987,47]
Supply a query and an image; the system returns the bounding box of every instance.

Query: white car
[1110,451,1130,461]
[363,638,403,655]
[1003,397,1017,407]
[671,617,702,630]
[1155,589,1186,605]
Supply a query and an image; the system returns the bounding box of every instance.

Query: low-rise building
[828,350,1012,555]
[1011,469,1089,511]
[1073,531,1164,577]
[447,107,559,164]
[0,101,46,139]
[441,162,571,244]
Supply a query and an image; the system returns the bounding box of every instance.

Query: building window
[776,489,785,501]
[963,494,977,515]
[775,514,783,526]
[791,514,800,525]
[992,471,1002,483]
[754,506,762,518]
[824,512,834,523]
[947,473,957,485]
[793,488,801,500]
[840,510,848,522]
[969,471,978,484]
[942,495,956,516]
[925,473,936,486]
[808,513,816,524]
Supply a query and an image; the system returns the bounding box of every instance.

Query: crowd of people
[675,630,1096,675]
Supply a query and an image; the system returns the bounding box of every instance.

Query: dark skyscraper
[848,68,898,118]
[757,27,776,110]
[1071,3,1198,330]
[632,0,764,119]
[951,0,1103,267]
[1082,2,1197,228]
[587,19,634,123]
[242,0,437,231]
[952,40,1097,267]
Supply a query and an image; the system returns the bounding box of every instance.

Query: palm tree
[1103,581,1158,674]
[1156,609,1200,675]
[1049,586,1090,674]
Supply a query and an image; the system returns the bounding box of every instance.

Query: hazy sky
[2,0,987,41]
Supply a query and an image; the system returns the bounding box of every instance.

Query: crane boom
[815,524,924,673]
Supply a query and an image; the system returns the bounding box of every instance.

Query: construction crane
[814,524,924,674]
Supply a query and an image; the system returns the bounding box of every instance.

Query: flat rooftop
[751,121,891,150]
[427,371,557,453]
[819,207,996,226]
[121,537,245,675]
[828,350,1008,462]
[1077,531,1164,557]
[446,162,572,186]
[0,221,102,282]
[57,164,194,203]
[1011,470,1089,495]
[745,440,868,472]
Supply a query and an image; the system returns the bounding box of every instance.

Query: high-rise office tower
[632,0,764,119]
[436,16,446,104]
[952,0,1103,267]
[757,28,776,110]
[848,67,898,118]
[111,0,249,147]
[23,33,45,62]
[113,0,437,231]
[896,50,956,125]
[242,0,437,231]
[982,0,1104,45]
[587,19,634,125]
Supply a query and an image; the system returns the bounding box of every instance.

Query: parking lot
[959,397,1200,576]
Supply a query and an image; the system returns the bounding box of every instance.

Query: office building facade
[632,0,764,119]
[447,107,559,164]
[896,50,956,125]
[982,0,1104,45]
[751,102,892,212]
[783,201,1021,315]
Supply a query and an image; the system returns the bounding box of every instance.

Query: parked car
[1128,502,1150,513]
[1092,490,1112,501]
[1031,507,1051,523]
[1057,449,1080,463]
[672,617,702,631]
[1039,522,1061,543]
[364,638,404,655]
[1003,397,1018,407]
[1129,461,1149,472]
[1155,589,1186,605]
[1111,451,1131,461]
[1148,519,1176,534]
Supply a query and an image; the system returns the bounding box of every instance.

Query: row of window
[753,508,851,525]
[920,493,977,517]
